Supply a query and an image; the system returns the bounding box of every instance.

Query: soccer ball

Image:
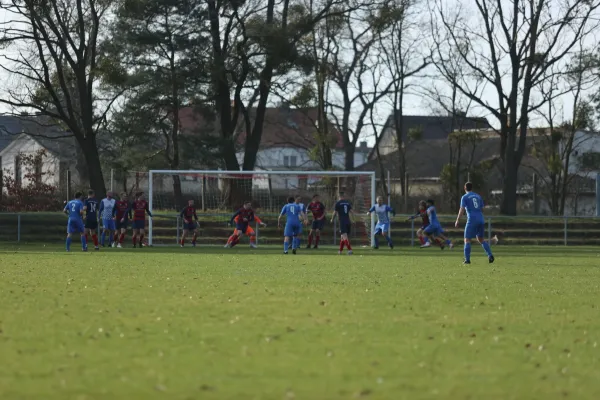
[490,235,499,245]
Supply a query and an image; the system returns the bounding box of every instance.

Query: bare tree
[0,0,119,196]
[430,0,600,215]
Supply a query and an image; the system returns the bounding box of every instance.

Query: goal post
[147,170,377,247]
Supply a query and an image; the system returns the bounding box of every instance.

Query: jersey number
[344,205,348,214]
[290,206,295,214]
[89,204,96,212]
[473,198,479,209]
[71,204,76,212]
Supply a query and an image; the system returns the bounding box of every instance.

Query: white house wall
[565,130,600,176]
[0,136,62,187]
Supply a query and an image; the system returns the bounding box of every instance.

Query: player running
[64,192,87,252]
[180,199,200,247]
[131,192,152,248]
[367,196,395,249]
[279,196,305,254]
[99,191,116,247]
[84,190,100,250]
[406,200,431,246]
[421,199,453,249]
[455,182,494,264]
[113,193,131,248]
[331,192,354,255]
[225,201,267,249]
[306,194,326,249]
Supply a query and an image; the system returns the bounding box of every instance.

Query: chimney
[360,141,368,149]
[20,111,28,116]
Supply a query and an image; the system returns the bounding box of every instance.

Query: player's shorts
[234,226,255,236]
[184,222,197,231]
[311,219,325,230]
[423,224,443,236]
[67,219,84,234]
[132,220,145,230]
[102,218,116,230]
[116,219,128,230]
[375,222,390,234]
[84,219,98,230]
[339,220,351,235]
[235,223,250,234]
[465,221,485,239]
[284,222,302,237]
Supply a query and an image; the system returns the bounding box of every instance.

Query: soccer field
[1,245,599,399]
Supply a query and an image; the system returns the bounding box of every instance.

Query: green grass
[1,245,600,399]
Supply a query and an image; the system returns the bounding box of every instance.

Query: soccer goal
[146,170,377,247]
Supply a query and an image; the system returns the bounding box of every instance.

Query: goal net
[144,170,376,247]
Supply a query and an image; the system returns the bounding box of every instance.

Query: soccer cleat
[373,246,379,250]
[389,245,394,250]
[306,244,311,249]
[489,256,495,264]
[117,243,123,248]
[440,245,445,250]
[338,251,342,255]
[449,243,454,250]
[292,248,297,255]
[348,250,353,255]
[95,246,99,251]
[313,245,318,249]
[250,243,257,249]
[111,242,116,248]
[180,244,184,248]
[192,243,196,247]
[224,243,231,248]
[284,251,288,254]
[420,242,431,248]
[463,260,471,264]
[82,248,88,252]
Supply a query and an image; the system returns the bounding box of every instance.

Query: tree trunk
[172,174,183,210]
[78,136,106,198]
[501,159,518,215]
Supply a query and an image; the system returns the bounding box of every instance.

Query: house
[0,115,81,194]
[561,130,600,177]
[178,104,372,190]
[371,111,492,158]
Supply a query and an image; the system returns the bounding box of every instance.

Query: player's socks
[315,235,320,247]
[482,241,493,257]
[133,236,137,246]
[346,240,352,251]
[192,234,197,245]
[227,235,235,244]
[81,235,87,250]
[339,239,345,252]
[119,233,125,243]
[92,234,99,247]
[140,234,145,245]
[293,237,300,249]
[66,236,72,251]
[284,241,290,253]
[464,242,472,262]
[374,235,379,248]
[180,239,185,246]
[419,236,425,245]
[385,235,393,246]
[101,232,106,246]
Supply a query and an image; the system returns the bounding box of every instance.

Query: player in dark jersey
[407,201,430,246]
[225,201,266,248]
[331,192,354,255]
[306,194,326,249]
[180,199,199,247]
[113,192,131,248]
[83,190,100,250]
[130,192,152,248]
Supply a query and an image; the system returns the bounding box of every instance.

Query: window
[579,152,600,170]
[284,155,297,167]
[14,155,21,186]
[34,158,42,184]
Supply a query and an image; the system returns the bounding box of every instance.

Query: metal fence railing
[1,212,600,246]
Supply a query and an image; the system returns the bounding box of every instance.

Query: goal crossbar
[147,169,377,247]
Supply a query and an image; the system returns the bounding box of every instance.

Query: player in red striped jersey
[306,194,326,249]
[113,193,131,248]
[130,192,152,248]
[180,199,199,247]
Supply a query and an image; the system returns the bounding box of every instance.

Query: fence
[2,212,600,246]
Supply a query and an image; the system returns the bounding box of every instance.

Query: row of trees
[1,0,600,214]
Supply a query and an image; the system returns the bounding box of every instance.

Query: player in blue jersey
[421,199,453,250]
[63,191,87,252]
[455,182,494,264]
[331,192,354,255]
[367,196,395,249]
[83,190,100,250]
[278,196,306,254]
[99,191,116,247]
